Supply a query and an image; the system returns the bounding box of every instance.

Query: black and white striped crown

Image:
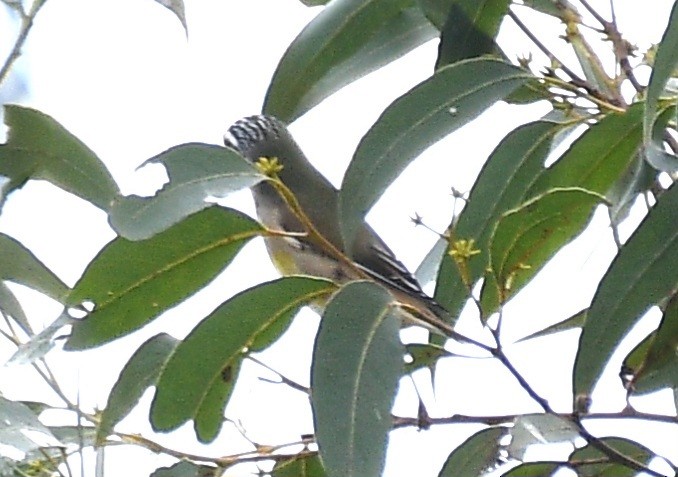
[224,115,284,155]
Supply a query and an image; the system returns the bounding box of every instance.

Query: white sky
[0,0,676,476]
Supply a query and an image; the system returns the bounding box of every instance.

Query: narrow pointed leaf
[416,0,454,29]
[8,313,74,365]
[298,0,330,5]
[66,207,262,349]
[0,397,61,453]
[568,437,654,477]
[522,0,577,18]
[573,183,678,399]
[415,236,448,286]
[193,362,242,442]
[272,454,326,477]
[516,308,587,342]
[436,0,510,68]
[507,414,578,461]
[644,1,678,171]
[0,233,69,301]
[434,121,560,320]
[405,342,455,373]
[502,462,560,476]
[529,104,645,197]
[340,58,531,252]
[484,188,603,311]
[607,156,656,227]
[624,292,678,395]
[312,281,403,477]
[97,333,179,444]
[151,277,334,439]
[263,0,437,122]
[438,427,505,477]
[0,282,30,334]
[0,105,118,210]
[151,461,218,477]
[109,143,263,240]
[153,0,187,35]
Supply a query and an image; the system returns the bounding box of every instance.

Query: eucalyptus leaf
[312,281,403,477]
[573,183,678,399]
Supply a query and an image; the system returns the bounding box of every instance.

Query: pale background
[0,1,676,475]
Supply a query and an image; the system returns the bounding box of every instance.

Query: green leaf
[153,0,187,36]
[151,461,219,477]
[298,0,330,5]
[48,425,97,448]
[109,143,262,240]
[416,0,453,29]
[0,396,60,453]
[573,183,678,400]
[263,0,437,122]
[625,292,678,395]
[607,155,656,228]
[312,281,403,477]
[506,414,578,461]
[483,188,603,311]
[529,104,645,197]
[644,0,678,171]
[404,342,455,373]
[502,462,560,476]
[438,427,505,476]
[415,237,448,286]
[8,313,73,365]
[97,333,179,444]
[0,105,118,210]
[0,233,69,302]
[340,58,532,252]
[435,0,510,69]
[434,120,560,319]
[521,0,577,18]
[0,281,30,334]
[516,308,587,342]
[65,207,262,349]
[151,277,334,441]
[568,437,654,477]
[192,362,242,443]
[504,79,552,105]
[272,454,326,477]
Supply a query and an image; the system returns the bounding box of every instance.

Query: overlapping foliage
[0,0,677,476]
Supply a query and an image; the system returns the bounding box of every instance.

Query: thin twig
[0,0,48,87]
[116,432,315,467]
[508,8,603,99]
[577,0,644,93]
[247,354,309,394]
[392,410,678,429]
[489,326,667,476]
[542,75,625,112]
[491,334,554,413]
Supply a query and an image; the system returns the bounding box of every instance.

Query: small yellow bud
[448,239,480,262]
[255,156,284,177]
[448,239,481,287]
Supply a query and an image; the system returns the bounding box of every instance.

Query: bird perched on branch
[224,115,453,334]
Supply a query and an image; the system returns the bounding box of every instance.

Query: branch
[247,354,310,394]
[116,432,317,467]
[392,410,678,429]
[0,0,48,87]
[577,0,644,93]
[508,9,601,97]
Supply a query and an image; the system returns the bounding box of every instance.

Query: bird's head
[224,115,299,165]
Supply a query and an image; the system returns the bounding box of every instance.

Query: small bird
[224,115,453,334]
